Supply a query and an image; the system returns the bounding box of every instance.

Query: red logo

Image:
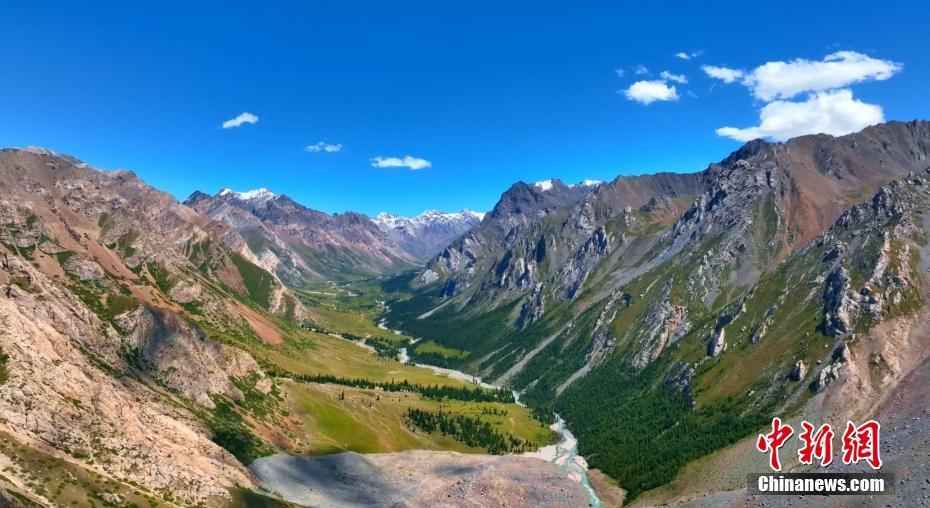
[756,417,794,471]
[841,420,882,469]
[757,418,881,471]
[798,421,834,467]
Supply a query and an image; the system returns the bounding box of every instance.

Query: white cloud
[715,89,884,142]
[702,65,744,84]
[660,71,688,84]
[614,68,625,78]
[710,50,900,142]
[371,155,432,170]
[675,51,702,60]
[623,80,679,105]
[741,51,901,101]
[634,64,650,75]
[305,141,343,153]
[221,112,259,129]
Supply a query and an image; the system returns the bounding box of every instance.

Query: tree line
[304,322,407,359]
[404,407,533,454]
[269,369,515,403]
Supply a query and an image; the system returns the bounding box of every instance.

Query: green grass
[9,276,33,293]
[388,292,520,367]
[257,329,469,387]
[207,397,277,464]
[108,229,139,258]
[0,345,9,385]
[286,381,555,455]
[147,262,175,293]
[229,487,300,508]
[53,250,75,264]
[189,286,559,459]
[0,429,179,507]
[66,281,140,327]
[413,340,469,359]
[229,252,275,309]
[295,279,414,342]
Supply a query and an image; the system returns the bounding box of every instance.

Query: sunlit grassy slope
[0,429,186,508]
[261,331,466,386]
[285,382,554,455]
[202,278,558,461]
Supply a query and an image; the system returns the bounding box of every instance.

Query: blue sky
[2,1,928,216]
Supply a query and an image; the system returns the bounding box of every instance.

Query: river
[396,344,603,508]
[380,299,601,506]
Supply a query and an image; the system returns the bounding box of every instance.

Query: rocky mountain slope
[186,188,428,284]
[0,148,314,505]
[374,209,484,261]
[386,120,930,500]
[0,147,572,507]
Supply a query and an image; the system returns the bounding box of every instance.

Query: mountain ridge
[4,120,930,505]
[385,119,930,499]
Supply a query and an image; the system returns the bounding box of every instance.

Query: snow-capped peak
[533,179,554,191]
[373,209,485,230]
[218,187,277,203]
[570,179,604,188]
[374,209,485,259]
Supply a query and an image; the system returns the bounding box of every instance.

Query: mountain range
[185,187,484,283]
[373,209,484,261]
[387,119,930,498]
[2,121,930,506]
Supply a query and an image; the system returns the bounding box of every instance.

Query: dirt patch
[32,252,65,279]
[234,301,283,345]
[250,450,588,508]
[589,469,626,507]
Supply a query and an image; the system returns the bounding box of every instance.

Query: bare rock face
[810,363,841,392]
[0,257,254,503]
[418,268,439,285]
[664,362,695,408]
[706,328,727,357]
[584,290,630,366]
[823,266,856,336]
[168,279,202,303]
[789,360,807,381]
[810,345,850,392]
[417,179,607,300]
[556,226,611,301]
[517,282,546,329]
[0,487,27,507]
[750,305,777,343]
[62,256,105,281]
[116,306,268,408]
[633,282,690,368]
[0,149,310,503]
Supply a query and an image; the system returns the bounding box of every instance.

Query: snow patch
[373,209,485,230]
[569,179,603,188]
[218,187,277,203]
[534,179,554,191]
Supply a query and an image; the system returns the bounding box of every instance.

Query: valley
[0,148,582,507]
[3,121,930,507]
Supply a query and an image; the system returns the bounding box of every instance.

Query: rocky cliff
[387,120,930,499]
[0,148,298,504]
